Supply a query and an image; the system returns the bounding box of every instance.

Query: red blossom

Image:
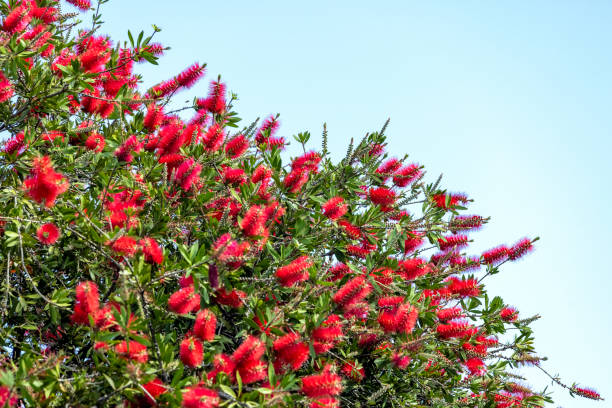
[508,238,534,261]
[276,255,313,287]
[23,156,69,207]
[393,163,422,187]
[197,80,226,114]
[182,385,219,408]
[438,234,469,252]
[500,307,518,322]
[108,236,139,257]
[368,187,396,208]
[139,237,164,264]
[168,286,201,315]
[482,245,509,265]
[301,368,343,398]
[312,315,343,354]
[225,134,249,158]
[194,309,217,342]
[66,0,91,11]
[36,222,60,244]
[274,332,309,371]
[322,196,348,220]
[0,71,14,102]
[180,335,204,367]
[115,340,148,363]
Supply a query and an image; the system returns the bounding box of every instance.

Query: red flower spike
[438,235,469,252]
[465,357,485,375]
[403,231,424,254]
[2,1,32,34]
[115,340,148,363]
[508,238,534,261]
[180,335,204,367]
[482,245,509,265]
[0,72,14,103]
[322,196,348,220]
[500,307,518,322]
[236,358,268,384]
[572,386,602,400]
[368,187,396,207]
[450,215,484,232]
[114,135,143,163]
[432,192,469,209]
[301,369,343,398]
[255,115,280,144]
[194,309,217,342]
[143,104,165,131]
[392,352,411,369]
[332,276,372,309]
[215,287,246,308]
[274,332,309,371]
[173,158,202,191]
[328,263,351,282]
[341,361,365,382]
[393,163,422,187]
[276,255,313,287]
[168,286,201,315]
[23,156,69,208]
[0,385,18,407]
[202,123,225,152]
[85,133,105,152]
[338,220,362,239]
[283,169,309,193]
[66,0,91,11]
[436,307,464,321]
[176,63,205,88]
[197,80,226,114]
[240,205,266,237]
[182,385,220,408]
[231,335,265,366]
[36,222,60,244]
[446,277,480,298]
[139,237,164,264]
[141,378,167,405]
[225,134,249,158]
[107,236,139,257]
[376,158,401,181]
[292,151,321,173]
[312,315,343,354]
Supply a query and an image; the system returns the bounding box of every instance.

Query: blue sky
[96,1,611,406]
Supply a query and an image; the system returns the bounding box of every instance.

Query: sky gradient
[96,1,612,406]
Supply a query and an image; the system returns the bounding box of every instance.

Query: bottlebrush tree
[0,1,603,407]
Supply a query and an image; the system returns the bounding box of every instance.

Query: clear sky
[96,1,611,406]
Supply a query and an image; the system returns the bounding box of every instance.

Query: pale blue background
[96,1,610,406]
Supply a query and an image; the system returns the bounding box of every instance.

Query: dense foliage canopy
[0,1,603,407]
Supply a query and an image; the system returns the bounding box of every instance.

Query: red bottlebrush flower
[143,104,165,131]
[395,303,419,334]
[173,158,202,191]
[446,277,480,298]
[465,357,485,375]
[236,358,268,384]
[0,72,14,103]
[151,78,180,98]
[2,132,26,155]
[141,378,167,405]
[180,335,204,367]
[0,385,17,407]
[225,134,249,158]
[450,215,484,233]
[393,163,422,187]
[341,361,364,382]
[78,36,111,73]
[377,297,418,334]
[508,238,534,261]
[376,158,401,181]
[338,220,362,239]
[322,196,348,220]
[139,237,163,264]
[232,335,265,366]
[179,275,194,288]
[292,151,321,173]
[572,386,602,400]
[438,235,469,252]
[114,135,143,163]
[301,369,343,398]
[208,353,236,381]
[368,187,396,207]
[23,156,69,207]
[156,122,185,156]
[436,307,464,321]
[71,281,99,326]
[2,1,32,34]
[392,352,411,369]
[197,80,226,114]
[194,309,216,342]
[240,205,266,237]
[397,258,429,280]
[41,131,65,143]
[403,231,424,254]
[368,144,385,157]
[108,236,139,257]
[345,244,371,259]
[432,192,469,209]
[168,286,201,315]
[276,255,313,287]
[176,63,205,88]
[274,332,309,371]
[500,307,518,322]
[332,276,372,309]
[182,122,202,146]
[212,233,249,270]
[31,5,58,24]
[482,245,509,265]
[215,287,246,308]
[182,385,220,408]
[255,115,280,144]
[201,122,225,152]
[66,0,91,11]
[115,340,148,363]
[328,263,351,282]
[85,133,105,152]
[36,222,60,244]
[222,166,246,186]
[436,320,475,339]
[312,315,343,354]
[283,169,309,193]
